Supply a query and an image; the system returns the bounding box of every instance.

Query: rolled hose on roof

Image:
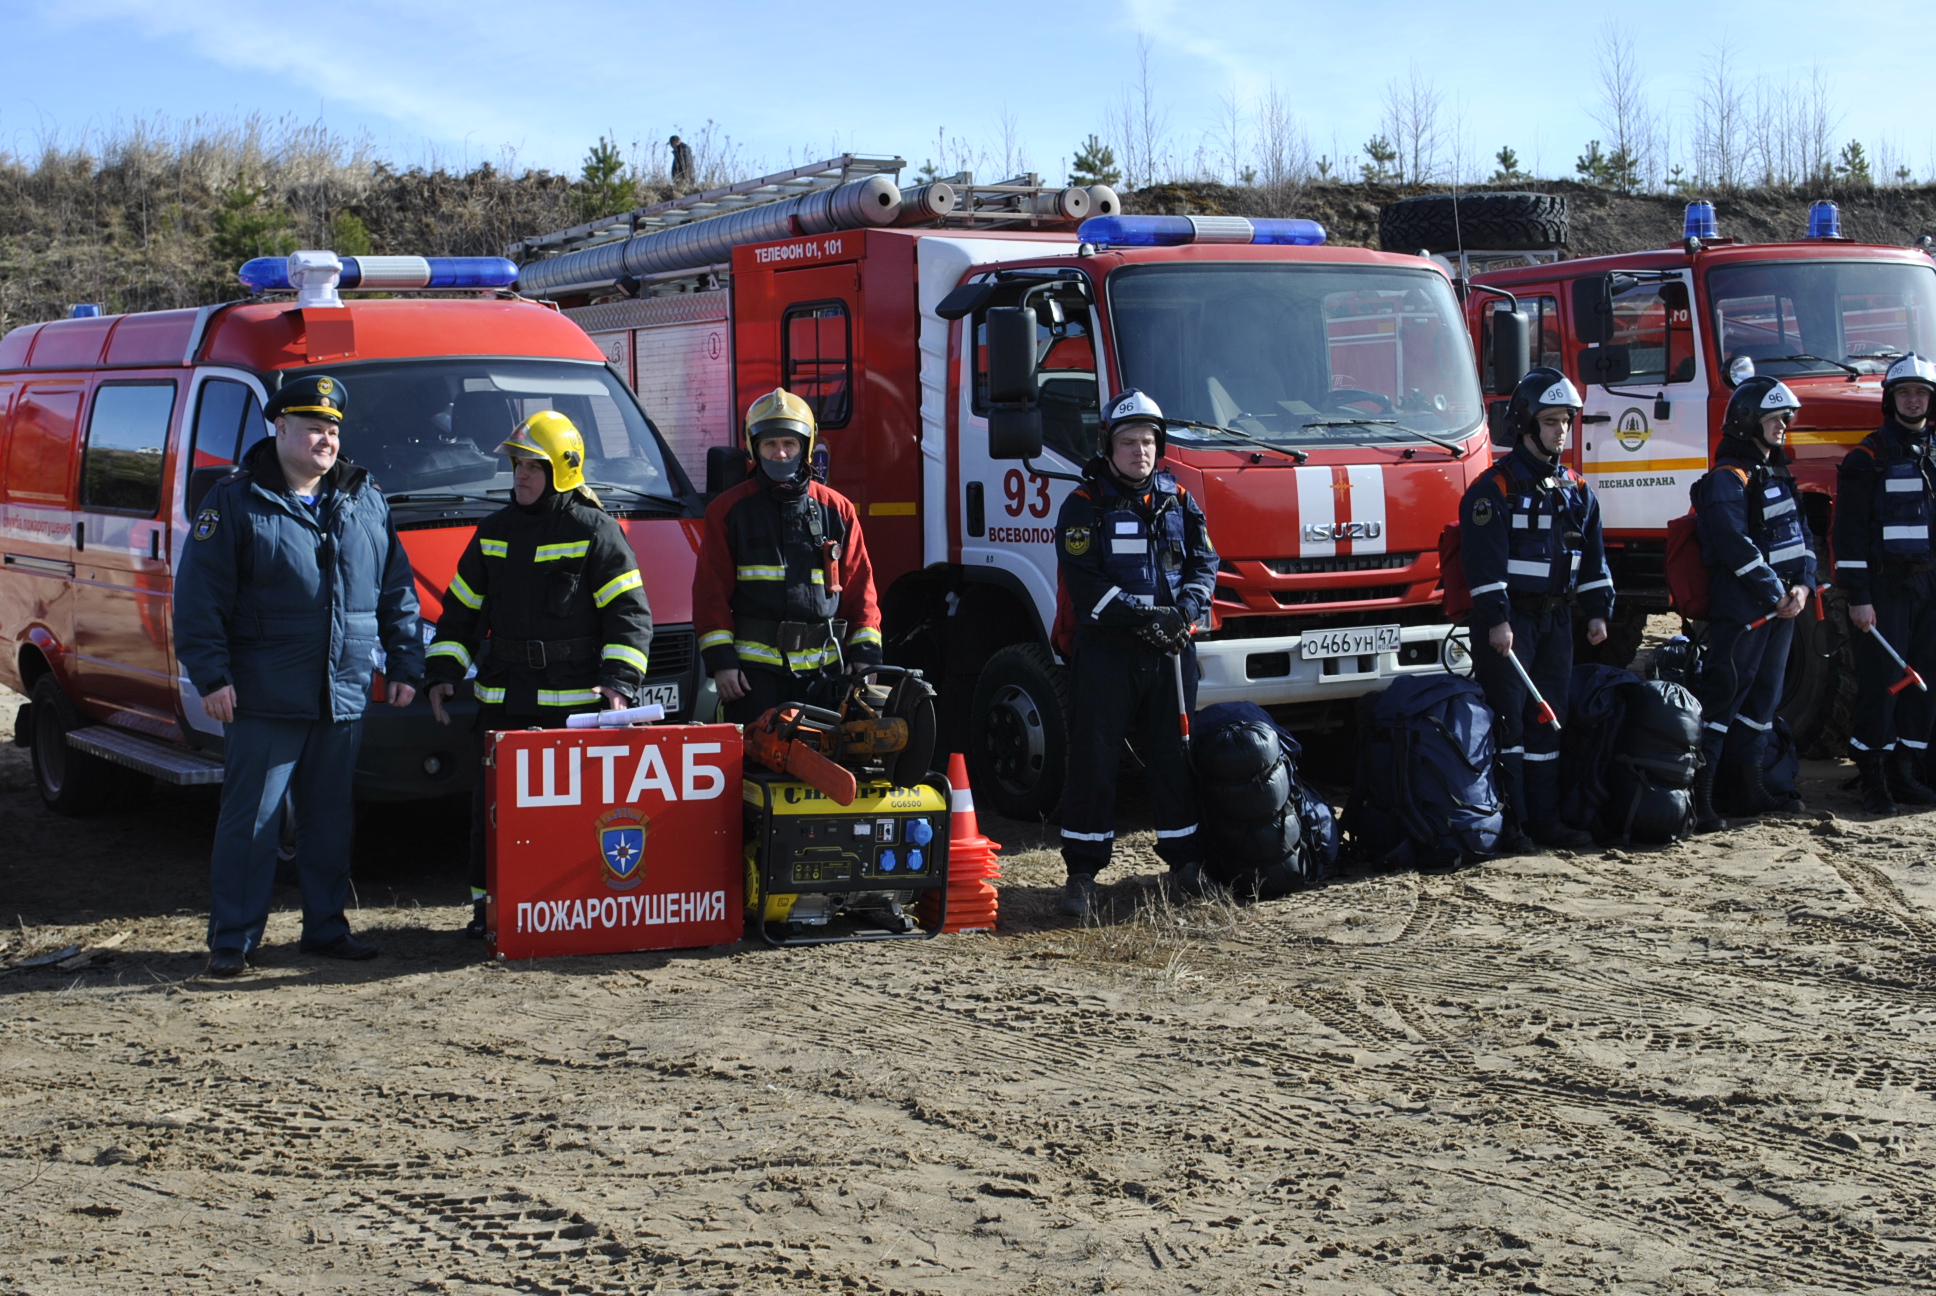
[516,174,903,295]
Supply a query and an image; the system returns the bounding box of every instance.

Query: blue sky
[9,0,1929,188]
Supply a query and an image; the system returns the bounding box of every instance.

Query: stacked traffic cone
[917,753,1001,933]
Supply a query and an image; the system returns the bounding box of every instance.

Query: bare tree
[994,106,1027,181]
[1218,81,1247,185]
[1590,22,1657,193]
[1108,33,1172,188]
[1694,40,1746,190]
[1254,82,1310,211]
[1381,63,1443,186]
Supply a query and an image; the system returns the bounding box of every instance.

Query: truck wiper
[387,492,505,506]
[1165,418,1309,463]
[1759,354,1861,378]
[587,482,688,511]
[1301,417,1468,458]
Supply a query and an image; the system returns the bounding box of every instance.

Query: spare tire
[1378,192,1568,254]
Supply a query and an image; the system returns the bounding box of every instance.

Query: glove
[1134,606,1192,653]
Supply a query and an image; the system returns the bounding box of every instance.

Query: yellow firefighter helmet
[744,388,817,458]
[497,409,586,493]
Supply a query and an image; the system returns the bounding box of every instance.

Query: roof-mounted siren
[1684,200,1718,251]
[1077,215,1326,247]
[240,252,521,304]
[69,304,101,319]
[1807,200,1842,239]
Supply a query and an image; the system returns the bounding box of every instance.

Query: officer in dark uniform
[1833,352,1936,816]
[1689,377,1815,831]
[424,410,656,936]
[692,389,883,724]
[1460,367,1613,852]
[1054,389,1217,917]
[174,374,424,975]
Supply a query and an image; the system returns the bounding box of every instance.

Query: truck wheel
[1782,585,1856,758]
[28,676,120,817]
[1378,192,1569,254]
[968,643,1072,821]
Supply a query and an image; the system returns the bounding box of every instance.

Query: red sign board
[486,724,745,959]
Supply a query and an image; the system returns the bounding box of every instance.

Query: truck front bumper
[1193,621,1470,709]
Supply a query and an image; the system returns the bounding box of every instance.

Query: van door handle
[150,530,161,561]
[75,521,85,551]
[1581,414,1612,424]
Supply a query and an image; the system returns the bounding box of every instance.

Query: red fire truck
[0,257,704,814]
[517,156,1513,816]
[1467,200,1936,751]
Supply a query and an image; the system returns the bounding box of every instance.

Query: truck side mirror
[704,445,750,497]
[985,306,1039,404]
[988,408,1044,459]
[1572,275,1616,346]
[1577,343,1633,386]
[1660,280,1690,312]
[1490,307,1531,395]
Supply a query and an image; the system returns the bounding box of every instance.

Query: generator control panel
[744,773,948,893]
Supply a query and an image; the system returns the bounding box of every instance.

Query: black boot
[1496,817,1534,856]
[1060,874,1098,919]
[1889,751,1936,806]
[1693,769,1728,834]
[1729,756,1782,818]
[464,898,488,939]
[1858,753,1899,817]
[1526,820,1595,849]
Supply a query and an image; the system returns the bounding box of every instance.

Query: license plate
[636,681,681,712]
[1300,624,1402,660]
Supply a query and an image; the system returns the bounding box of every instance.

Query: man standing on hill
[174,375,423,976]
[670,135,695,188]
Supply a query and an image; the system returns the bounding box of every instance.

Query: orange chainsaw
[743,703,859,805]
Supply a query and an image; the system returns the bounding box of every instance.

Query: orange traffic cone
[918,753,1001,933]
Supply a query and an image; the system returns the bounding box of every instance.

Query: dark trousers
[1471,604,1573,826]
[1696,596,1795,775]
[722,666,809,727]
[1851,575,1936,759]
[1059,632,1201,877]
[208,715,361,954]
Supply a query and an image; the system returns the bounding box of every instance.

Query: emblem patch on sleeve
[193,508,220,540]
[1470,498,1494,527]
[1063,526,1091,556]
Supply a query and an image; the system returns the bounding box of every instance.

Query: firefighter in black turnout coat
[1054,390,1217,918]
[1833,353,1936,816]
[424,411,655,936]
[1689,377,1815,831]
[1460,368,1614,852]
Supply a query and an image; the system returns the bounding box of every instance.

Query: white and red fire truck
[1468,200,1936,751]
[517,156,1511,816]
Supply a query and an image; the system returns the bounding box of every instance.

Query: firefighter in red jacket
[694,389,882,722]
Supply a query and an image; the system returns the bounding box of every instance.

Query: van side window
[1608,282,1696,385]
[1482,294,1563,374]
[82,383,175,515]
[782,301,852,429]
[191,379,264,467]
[3,385,84,506]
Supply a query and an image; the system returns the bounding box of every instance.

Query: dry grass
[1050,882,1247,986]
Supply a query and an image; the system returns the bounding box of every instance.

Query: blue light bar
[70,304,101,318]
[1078,214,1326,248]
[238,254,520,293]
[1684,201,1718,241]
[1808,200,1841,239]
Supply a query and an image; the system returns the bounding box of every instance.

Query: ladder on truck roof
[509,153,1116,299]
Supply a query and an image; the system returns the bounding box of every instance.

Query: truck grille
[1273,585,1409,606]
[1263,553,1417,575]
[648,626,695,678]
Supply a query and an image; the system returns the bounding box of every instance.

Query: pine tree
[1837,140,1872,187]
[1361,135,1399,185]
[1491,146,1525,182]
[1070,135,1121,187]
[578,135,636,220]
[211,184,296,273]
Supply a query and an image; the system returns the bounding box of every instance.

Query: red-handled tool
[1171,650,1192,742]
[1867,624,1928,695]
[1504,647,1561,730]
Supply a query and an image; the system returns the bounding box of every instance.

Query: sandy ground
[3,676,1936,1295]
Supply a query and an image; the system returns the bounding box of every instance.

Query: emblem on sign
[1063,525,1091,555]
[595,807,649,891]
[1616,408,1651,452]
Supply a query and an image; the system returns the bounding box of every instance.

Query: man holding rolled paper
[424,410,655,936]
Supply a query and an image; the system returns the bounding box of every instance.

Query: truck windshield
[1707,259,1936,377]
[1108,263,1483,449]
[263,358,682,506]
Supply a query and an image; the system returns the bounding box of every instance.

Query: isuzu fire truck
[518,156,1515,816]
[1468,200,1936,752]
[0,256,704,814]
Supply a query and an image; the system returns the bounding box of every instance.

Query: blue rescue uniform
[1459,441,1615,827]
[1833,420,1936,763]
[1054,462,1217,875]
[174,438,423,955]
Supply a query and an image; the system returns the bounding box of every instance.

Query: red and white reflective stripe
[1296,466,1335,557]
[1345,464,1386,555]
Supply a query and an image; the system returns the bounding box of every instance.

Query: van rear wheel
[968,643,1072,821]
[29,676,121,817]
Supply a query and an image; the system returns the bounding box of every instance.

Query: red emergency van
[0,258,702,814]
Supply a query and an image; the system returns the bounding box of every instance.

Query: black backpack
[1602,680,1704,844]
[1191,702,1337,898]
[1343,674,1503,870]
[1560,665,1645,833]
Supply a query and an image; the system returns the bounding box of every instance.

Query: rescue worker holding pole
[174,375,424,975]
[1688,377,1815,832]
[1833,353,1936,816]
[1459,367,1613,852]
[424,411,655,937]
[692,389,883,724]
[1053,390,1217,917]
